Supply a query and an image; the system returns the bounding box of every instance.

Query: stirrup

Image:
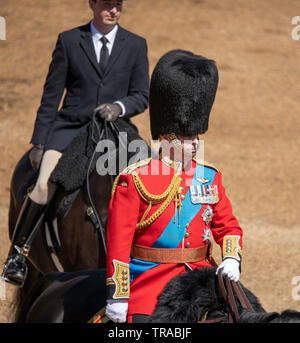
[1,254,28,287]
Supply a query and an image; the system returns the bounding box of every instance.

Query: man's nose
[110,5,118,13]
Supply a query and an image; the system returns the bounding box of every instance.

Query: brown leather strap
[225,275,240,322]
[217,268,228,303]
[232,282,254,312]
[131,243,209,263]
[217,268,254,323]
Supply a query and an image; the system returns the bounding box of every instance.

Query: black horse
[18,267,300,323]
[7,118,151,322]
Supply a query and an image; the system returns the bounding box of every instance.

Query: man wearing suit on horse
[2,0,149,286]
[104,50,243,323]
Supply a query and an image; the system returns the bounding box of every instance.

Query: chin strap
[167,133,195,159]
[165,133,204,169]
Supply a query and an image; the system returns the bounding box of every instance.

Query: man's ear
[89,0,95,11]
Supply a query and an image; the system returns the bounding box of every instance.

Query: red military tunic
[106,156,243,320]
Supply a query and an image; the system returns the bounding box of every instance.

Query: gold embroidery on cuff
[222,235,242,261]
[112,259,130,299]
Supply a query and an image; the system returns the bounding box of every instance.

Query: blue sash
[151,164,216,248]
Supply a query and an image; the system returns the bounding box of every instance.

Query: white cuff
[114,101,126,117]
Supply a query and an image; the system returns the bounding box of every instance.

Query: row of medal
[190,184,219,205]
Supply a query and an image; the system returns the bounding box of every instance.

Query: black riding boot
[2,196,47,286]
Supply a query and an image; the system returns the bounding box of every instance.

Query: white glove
[216,258,240,282]
[105,299,128,323]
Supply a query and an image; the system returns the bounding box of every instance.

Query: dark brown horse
[8,118,150,322]
[9,151,108,321]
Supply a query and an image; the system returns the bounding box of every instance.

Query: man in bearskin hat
[105,50,243,323]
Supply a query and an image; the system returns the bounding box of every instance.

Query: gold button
[180,187,185,192]
[185,242,191,248]
[122,270,128,275]
[122,281,128,286]
[186,223,190,229]
[185,232,190,238]
[181,195,186,200]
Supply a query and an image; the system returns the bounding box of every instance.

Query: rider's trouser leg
[2,150,62,286]
[29,150,62,205]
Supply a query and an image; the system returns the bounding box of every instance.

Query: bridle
[199,268,254,323]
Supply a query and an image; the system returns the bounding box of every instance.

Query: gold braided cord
[133,173,183,230]
[111,174,121,197]
[132,172,181,205]
[139,202,153,225]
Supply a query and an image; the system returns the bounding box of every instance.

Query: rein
[85,113,124,255]
[199,268,254,323]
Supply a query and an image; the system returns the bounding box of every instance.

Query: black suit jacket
[30,23,149,151]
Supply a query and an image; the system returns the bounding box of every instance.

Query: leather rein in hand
[199,268,254,323]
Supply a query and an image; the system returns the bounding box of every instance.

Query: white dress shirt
[90,21,126,117]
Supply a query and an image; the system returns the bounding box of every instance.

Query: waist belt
[131,243,210,263]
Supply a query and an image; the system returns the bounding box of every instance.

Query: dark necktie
[99,36,109,75]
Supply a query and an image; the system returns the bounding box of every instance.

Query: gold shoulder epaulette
[193,157,219,172]
[121,157,152,175]
[111,158,152,196]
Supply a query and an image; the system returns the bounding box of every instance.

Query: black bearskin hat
[149,50,219,140]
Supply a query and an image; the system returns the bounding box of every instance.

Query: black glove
[94,103,122,121]
[29,145,44,171]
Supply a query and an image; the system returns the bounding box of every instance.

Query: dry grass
[1,0,300,322]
